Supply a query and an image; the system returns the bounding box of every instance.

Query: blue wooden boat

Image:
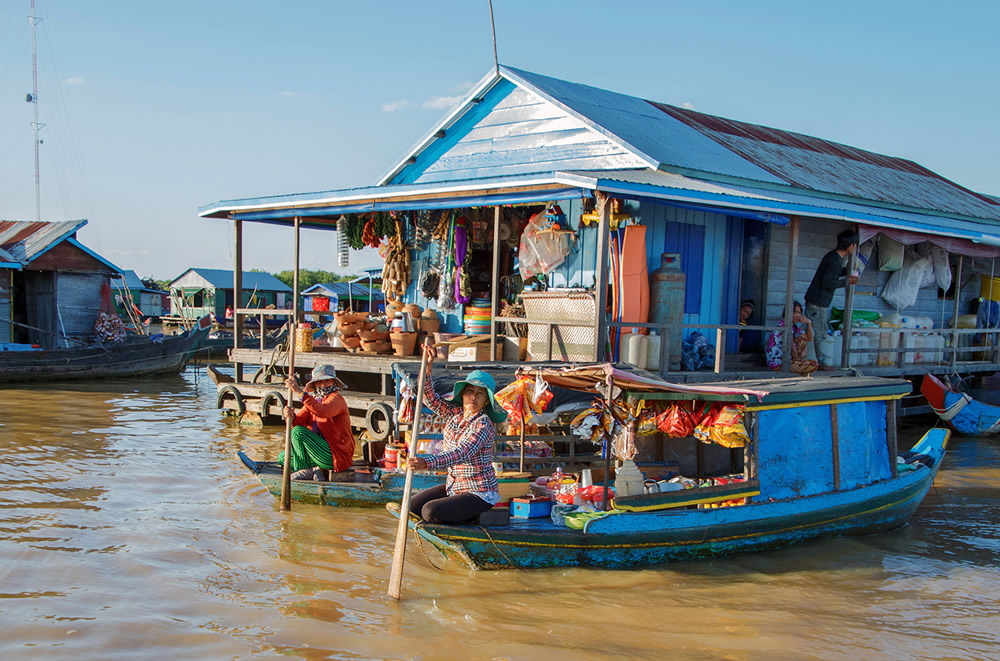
[386,365,949,570]
[236,451,445,507]
[921,373,1000,436]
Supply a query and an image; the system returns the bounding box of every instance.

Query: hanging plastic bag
[882,250,931,309]
[519,209,571,279]
[637,402,660,436]
[692,402,725,443]
[931,246,951,291]
[656,401,697,438]
[879,235,904,271]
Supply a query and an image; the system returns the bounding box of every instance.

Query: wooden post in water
[233,215,244,382]
[280,217,301,512]
[782,216,800,373]
[951,255,963,369]
[388,338,433,600]
[600,374,614,511]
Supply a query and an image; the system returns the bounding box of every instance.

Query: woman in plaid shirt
[407,345,508,524]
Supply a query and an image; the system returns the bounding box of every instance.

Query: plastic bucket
[383,443,405,471]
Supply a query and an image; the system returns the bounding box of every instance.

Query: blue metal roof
[301,282,384,300]
[200,65,1000,240]
[172,268,292,292]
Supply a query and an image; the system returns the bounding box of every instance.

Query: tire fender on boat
[259,390,287,417]
[365,402,394,442]
[217,385,245,414]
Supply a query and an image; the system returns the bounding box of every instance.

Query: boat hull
[236,451,445,507]
[0,325,209,383]
[921,373,1000,436]
[389,429,949,570]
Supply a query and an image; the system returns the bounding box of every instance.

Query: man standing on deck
[804,229,859,370]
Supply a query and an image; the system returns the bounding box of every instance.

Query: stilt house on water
[112,270,169,318]
[1,219,121,348]
[168,268,292,322]
[199,66,1000,422]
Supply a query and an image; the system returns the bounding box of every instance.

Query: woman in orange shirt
[280,365,355,481]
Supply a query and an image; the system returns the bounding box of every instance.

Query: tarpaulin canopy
[859,226,1000,259]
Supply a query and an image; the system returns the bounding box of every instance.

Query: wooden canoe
[236,451,445,507]
[921,373,1000,436]
[0,317,210,383]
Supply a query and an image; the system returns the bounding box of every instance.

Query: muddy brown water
[1,367,998,660]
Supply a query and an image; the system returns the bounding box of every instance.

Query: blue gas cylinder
[650,253,685,370]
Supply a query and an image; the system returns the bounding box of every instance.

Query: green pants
[277,426,334,472]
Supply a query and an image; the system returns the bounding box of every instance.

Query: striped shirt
[422,376,499,504]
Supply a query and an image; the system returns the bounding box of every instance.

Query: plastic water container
[817,334,835,366]
[878,323,901,365]
[645,334,661,371]
[914,333,945,363]
[614,459,645,498]
[625,333,648,369]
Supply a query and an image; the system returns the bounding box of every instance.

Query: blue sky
[0,1,997,279]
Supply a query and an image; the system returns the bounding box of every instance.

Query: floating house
[200,65,1000,386]
[302,281,384,317]
[168,268,292,320]
[112,270,169,318]
[0,219,121,347]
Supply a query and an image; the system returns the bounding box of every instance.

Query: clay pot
[341,334,362,349]
[338,321,363,336]
[357,329,390,342]
[390,330,417,357]
[385,300,402,318]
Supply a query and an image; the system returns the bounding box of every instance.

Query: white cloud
[422,94,463,110]
[279,90,297,97]
[452,80,475,93]
[66,77,84,85]
[682,101,696,110]
[381,99,412,112]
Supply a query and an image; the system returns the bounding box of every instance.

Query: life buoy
[217,385,245,414]
[365,402,394,442]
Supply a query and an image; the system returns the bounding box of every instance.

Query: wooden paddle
[388,338,433,600]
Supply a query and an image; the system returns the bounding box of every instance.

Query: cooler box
[510,496,552,519]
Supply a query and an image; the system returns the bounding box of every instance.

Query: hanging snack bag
[637,401,660,436]
[708,405,749,448]
[692,402,725,443]
[657,401,697,438]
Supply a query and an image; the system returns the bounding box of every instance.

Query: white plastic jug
[645,334,661,371]
[625,333,648,369]
[614,459,645,498]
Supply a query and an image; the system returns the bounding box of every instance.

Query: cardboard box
[502,336,528,362]
[446,335,502,362]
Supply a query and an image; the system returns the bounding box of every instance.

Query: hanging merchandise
[453,215,471,305]
[380,219,410,300]
[337,215,350,268]
[437,214,456,310]
[882,249,931,310]
[420,269,440,298]
[519,204,572,280]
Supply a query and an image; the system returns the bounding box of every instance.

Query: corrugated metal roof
[561,169,1000,247]
[302,282,384,300]
[171,268,292,292]
[0,219,88,264]
[500,67,1000,222]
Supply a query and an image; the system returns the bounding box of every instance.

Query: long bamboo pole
[388,338,433,600]
[280,216,301,512]
[781,216,800,373]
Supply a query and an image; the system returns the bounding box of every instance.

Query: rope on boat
[930,392,971,421]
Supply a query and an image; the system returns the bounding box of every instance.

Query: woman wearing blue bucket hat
[407,344,508,524]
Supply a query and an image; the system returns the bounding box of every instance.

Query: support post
[886,399,898,478]
[593,194,611,362]
[830,404,841,491]
[233,216,244,382]
[714,327,726,373]
[600,375,614,511]
[951,255,963,369]
[841,233,858,368]
[490,206,500,362]
[782,216,800,373]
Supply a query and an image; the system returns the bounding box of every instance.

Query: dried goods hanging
[380,219,410,300]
